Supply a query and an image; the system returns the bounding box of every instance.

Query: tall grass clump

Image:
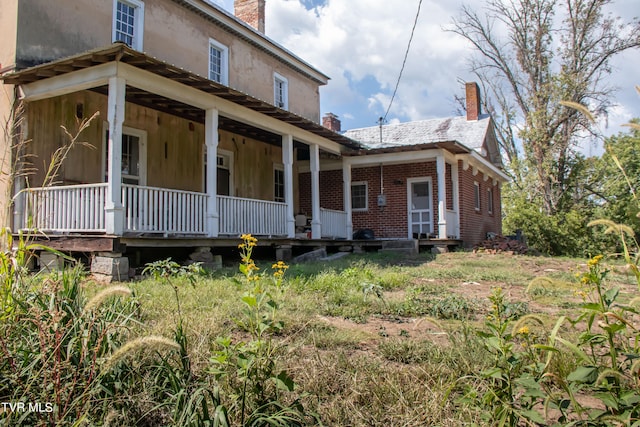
[209,234,316,426]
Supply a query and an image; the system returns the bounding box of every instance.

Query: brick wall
[457,160,502,247]
[298,159,503,245]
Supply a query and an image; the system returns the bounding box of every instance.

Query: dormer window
[274,73,288,109]
[113,0,144,50]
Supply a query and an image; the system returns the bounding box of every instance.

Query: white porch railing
[218,195,287,236]
[445,209,459,239]
[21,183,108,232]
[320,208,348,239]
[19,185,300,238]
[122,184,207,234]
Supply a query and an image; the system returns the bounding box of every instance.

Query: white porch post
[343,161,353,239]
[451,160,460,238]
[205,108,219,237]
[282,134,295,238]
[309,143,321,239]
[436,154,447,239]
[105,76,125,235]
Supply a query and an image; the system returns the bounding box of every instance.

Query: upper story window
[274,73,288,109]
[113,0,144,50]
[209,38,229,85]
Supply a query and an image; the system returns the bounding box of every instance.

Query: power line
[382,0,423,123]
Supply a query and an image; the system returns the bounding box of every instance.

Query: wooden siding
[24,91,296,203]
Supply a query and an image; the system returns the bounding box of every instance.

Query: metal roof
[343,114,493,154]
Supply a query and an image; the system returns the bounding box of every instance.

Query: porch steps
[378,240,419,257]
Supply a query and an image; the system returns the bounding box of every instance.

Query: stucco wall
[0,0,19,227]
[14,0,321,121]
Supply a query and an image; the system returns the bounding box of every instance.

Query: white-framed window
[103,123,147,186]
[351,181,368,211]
[274,165,285,202]
[113,0,145,50]
[203,148,234,195]
[474,181,481,211]
[487,188,494,214]
[274,72,288,109]
[209,38,229,85]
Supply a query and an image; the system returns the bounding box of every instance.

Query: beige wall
[15,0,322,121]
[24,91,297,203]
[0,0,19,227]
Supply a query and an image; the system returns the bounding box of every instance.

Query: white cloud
[211,0,640,133]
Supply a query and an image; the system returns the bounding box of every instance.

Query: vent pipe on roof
[465,82,481,121]
[234,0,266,33]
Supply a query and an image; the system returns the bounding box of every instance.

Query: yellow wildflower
[587,255,604,267]
[517,326,530,336]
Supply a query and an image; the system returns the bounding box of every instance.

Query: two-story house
[0,0,508,280]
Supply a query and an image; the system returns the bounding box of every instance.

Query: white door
[407,178,433,238]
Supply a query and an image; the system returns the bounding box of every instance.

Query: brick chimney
[322,113,341,132]
[234,0,265,33]
[465,82,481,121]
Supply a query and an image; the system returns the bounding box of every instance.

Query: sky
[213,0,640,145]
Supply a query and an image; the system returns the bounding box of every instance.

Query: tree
[451,0,640,215]
[588,120,640,232]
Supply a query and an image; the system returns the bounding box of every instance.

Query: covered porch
[6,44,356,241]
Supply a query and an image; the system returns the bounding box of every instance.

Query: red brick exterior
[457,160,502,247]
[299,159,502,246]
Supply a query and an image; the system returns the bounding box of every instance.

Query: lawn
[3,244,638,426]
[120,248,637,426]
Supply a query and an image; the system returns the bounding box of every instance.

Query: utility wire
[382,0,423,123]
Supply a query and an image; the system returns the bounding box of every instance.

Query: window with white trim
[274,73,288,109]
[487,188,494,214]
[209,38,229,85]
[274,165,285,202]
[474,181,481,211]
[113,0,145,50]
[351,181,368,211]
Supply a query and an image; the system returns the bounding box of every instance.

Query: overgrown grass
[5,245,638,426]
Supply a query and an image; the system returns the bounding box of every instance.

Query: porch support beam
[309,144,321,239]
[451,160,460,239]
[205,108,219,237]
[436,155,447,239]
[282,134,295,238]
[343,161,353,240]
[105,76,125,235]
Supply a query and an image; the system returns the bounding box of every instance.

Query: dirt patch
[318,314,450,347]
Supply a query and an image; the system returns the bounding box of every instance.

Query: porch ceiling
[1,43,362,150]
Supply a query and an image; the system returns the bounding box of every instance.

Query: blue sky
[214,0,640,143]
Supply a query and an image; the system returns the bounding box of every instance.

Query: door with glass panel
[407,178,432,238]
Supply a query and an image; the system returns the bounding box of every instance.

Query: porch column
[105,76,125,235]
[205,108,219,237]
[436,154,447,239]
[309,143,321,239]
[451,160,460,238]
[343,161,353,239]
[282,134,295,238]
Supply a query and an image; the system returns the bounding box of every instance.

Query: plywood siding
[24,91,292,202]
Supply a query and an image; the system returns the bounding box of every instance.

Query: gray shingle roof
[343,114,491,153]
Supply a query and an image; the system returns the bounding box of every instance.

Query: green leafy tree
[588,121,640,234]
